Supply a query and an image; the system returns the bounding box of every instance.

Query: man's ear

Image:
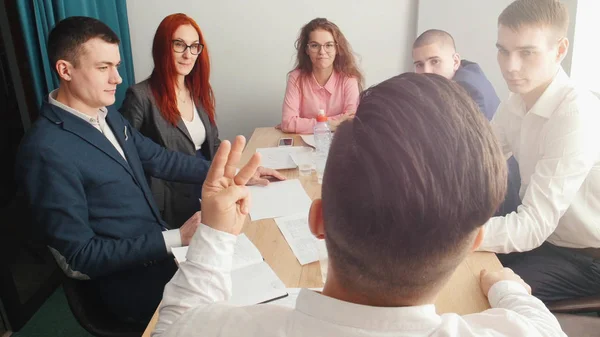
[471,226,485,252]
[308,199,325,239]
[556,37,569,63]
[453,52,461,71]
[55,60,73,81]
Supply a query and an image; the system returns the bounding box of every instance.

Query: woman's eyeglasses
[172,40,204,55]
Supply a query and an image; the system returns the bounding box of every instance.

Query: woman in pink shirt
[281,18,364,134]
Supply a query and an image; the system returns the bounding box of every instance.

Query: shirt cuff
[186,224,237,269]
[487,280,530,307]
[162,229,182,253]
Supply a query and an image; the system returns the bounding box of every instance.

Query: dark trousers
[499,243,600,303]
[495,156,521,216]
[494,158,600,303]
[94,257,178,325]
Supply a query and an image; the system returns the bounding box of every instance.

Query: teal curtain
[16,0,135,109]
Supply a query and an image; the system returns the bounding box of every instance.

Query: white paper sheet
[248,179,313,221]
[268,288,323,308]
[172,233,263,270]
[256,147,312,170]
[275,213,319,265]
[229,261,288,306]
[300,135,315,148]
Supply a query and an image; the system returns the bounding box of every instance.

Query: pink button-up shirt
[281,69,360,134]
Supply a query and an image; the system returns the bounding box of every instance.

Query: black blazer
[119,79,221,229]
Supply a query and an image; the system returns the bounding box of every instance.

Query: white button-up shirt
[152,224,565,337]
[480,68,600,253]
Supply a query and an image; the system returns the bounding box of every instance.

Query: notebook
[172,234,288,306]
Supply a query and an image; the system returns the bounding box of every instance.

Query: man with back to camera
[149,72,566,337]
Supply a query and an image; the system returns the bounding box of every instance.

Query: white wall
[570,0,600,94]
[417,0,578,101]
[126,0,417,140]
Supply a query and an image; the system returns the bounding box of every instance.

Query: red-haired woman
[280,18,365,134]
[121,13,283,229]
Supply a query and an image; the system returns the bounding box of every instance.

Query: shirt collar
[48,89,108,125]
[311,70,339,94]
[508,67,570,119]
[295,289,440,331]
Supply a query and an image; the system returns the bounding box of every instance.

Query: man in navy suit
[15,16,282,324]
[412,29,521,216]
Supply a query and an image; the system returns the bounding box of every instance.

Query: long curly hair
[291,18,364,91]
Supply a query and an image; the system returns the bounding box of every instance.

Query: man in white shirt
[478,0,600,303]
[152,72,565,336]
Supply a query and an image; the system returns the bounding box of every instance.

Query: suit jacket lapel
[48,105,134,177]
[195,99,214,155]
[105,111,136,170]
[175,118,194,146]
[105,110,166,226]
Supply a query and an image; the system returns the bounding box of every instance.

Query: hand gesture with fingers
[201,135,261,235]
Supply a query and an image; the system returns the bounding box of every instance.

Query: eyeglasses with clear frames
[307,42,337,53]
[172,40,204,55]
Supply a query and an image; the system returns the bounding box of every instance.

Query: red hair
[149,13,215,125]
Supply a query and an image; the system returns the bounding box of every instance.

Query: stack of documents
[172,234,288,306]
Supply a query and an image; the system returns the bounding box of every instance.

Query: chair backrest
[61,277,144,337]
[554,313,600,337]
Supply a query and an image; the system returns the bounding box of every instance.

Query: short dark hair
[499,0,569,37]
[413,29,456,51]
[322,72,507,299]
[48,16,120,72]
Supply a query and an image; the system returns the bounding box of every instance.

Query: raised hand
[200,136,261,235]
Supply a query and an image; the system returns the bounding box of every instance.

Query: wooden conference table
[142,127,503,337]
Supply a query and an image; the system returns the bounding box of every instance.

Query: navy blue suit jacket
[453,60,500,120]
[16,101,210,321]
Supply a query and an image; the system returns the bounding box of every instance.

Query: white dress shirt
[182,103,206,151]
[480,68,600,253]
[48,91,182,252]
[152,224,566,337]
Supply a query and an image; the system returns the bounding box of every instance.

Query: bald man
[412,29,500,120]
